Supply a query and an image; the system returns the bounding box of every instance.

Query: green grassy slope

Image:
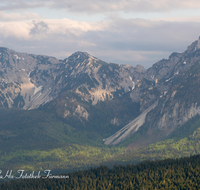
[1,105,200,173]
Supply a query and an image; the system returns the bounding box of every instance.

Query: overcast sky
[1,0,200,68]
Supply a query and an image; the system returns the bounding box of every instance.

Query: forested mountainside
[1,154,200,190]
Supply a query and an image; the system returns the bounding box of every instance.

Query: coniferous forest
[1,154,200,189]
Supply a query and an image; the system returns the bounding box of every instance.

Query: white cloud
[45,18,105,35]
[0,22,31,39]
[0,18,105,40]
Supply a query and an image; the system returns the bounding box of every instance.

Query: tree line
[1,154,200,189]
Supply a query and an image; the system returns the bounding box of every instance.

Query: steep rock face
[0,82,21,108]
[157,103,200,133]
[131,60,200,147]
[156,61,200,133]
[0,47,59,109]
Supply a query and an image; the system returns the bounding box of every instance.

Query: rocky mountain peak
[64,51,103,69]
[135,65,146,73]
[0,47,8,53]
[68,51,90,60]
[186,37,200,53]
[195,37,200,50]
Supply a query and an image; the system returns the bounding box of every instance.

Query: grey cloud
[30,21,49,35]
[0,1,45,11]
[1,17,200,68]
[50,0,200,13]
[81,18,198,53]
[1,0,200,13]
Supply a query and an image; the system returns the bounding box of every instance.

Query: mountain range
[1,37,200,172]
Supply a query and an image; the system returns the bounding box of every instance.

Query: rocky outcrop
[73,105,89,120]
[157,102,200,133]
